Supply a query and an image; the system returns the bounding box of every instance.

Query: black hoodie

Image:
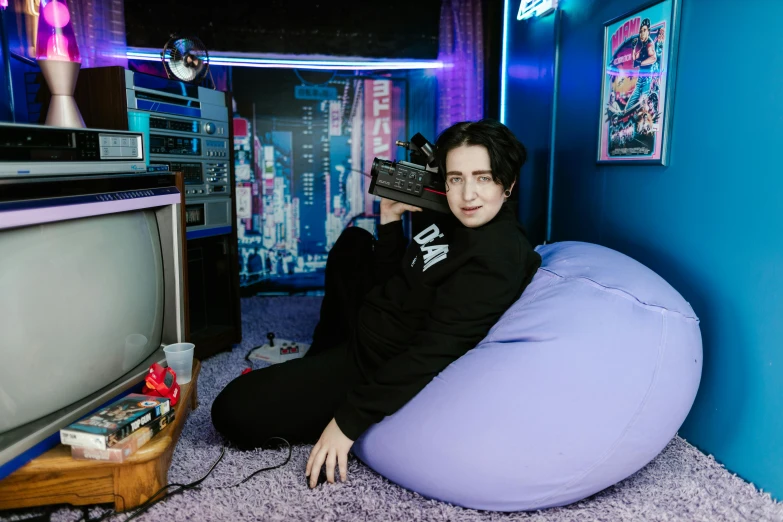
[334,202,541,440]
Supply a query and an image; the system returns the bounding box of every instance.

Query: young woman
[211,119,542,488]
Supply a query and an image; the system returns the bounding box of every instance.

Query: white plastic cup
[163,343,195,384]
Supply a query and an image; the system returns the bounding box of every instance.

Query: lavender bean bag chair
[353,241,702,511]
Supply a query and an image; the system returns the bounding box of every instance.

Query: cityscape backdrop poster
[598,0,679,165]
[232,71,407,294]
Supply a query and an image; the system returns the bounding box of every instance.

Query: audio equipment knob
[204,122,216,134]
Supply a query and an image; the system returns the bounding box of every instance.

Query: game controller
[247,332,310,364]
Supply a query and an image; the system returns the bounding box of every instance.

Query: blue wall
[505,0,783,500]
[503,9,557,246]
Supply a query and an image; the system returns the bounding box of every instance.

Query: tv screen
[0,210,165,434]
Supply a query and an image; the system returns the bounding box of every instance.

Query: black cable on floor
[244,343,266,363]
[217,437,292,489]
[82,437,291,522]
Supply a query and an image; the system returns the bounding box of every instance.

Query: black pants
[211,227,377,448]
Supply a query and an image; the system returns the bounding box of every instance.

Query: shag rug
[2,296,783,522]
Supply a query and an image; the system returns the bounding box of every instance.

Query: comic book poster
[598,0,680,165]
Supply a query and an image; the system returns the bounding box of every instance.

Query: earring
[504,189,511,197]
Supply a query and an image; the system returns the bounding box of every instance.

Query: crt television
[0,131,187,478]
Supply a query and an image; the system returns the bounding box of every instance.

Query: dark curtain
[437,0,484,132]
[68,0,127,68]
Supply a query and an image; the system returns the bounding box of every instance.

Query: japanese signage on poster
[294,85,338,100]
[230,70,410,293]
[598,0,680,165]
[364,79,393,215]
[236,186,252,219]
[329,101,342,136]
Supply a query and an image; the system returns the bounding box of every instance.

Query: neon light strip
[500,0,510,123]
[126,50,444,71]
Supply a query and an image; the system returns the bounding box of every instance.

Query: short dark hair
[434,119,527,192]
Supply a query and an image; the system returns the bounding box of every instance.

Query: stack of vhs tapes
[60,394,174,463]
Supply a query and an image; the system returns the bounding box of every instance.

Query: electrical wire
[216,437,292,489]
[245,343,266,362]
[293,69,337,86]
[82,437,291,522]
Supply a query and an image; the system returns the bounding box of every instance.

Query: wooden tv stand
[0,360,201,513]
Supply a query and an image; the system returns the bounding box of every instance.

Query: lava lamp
[36,0,84,127]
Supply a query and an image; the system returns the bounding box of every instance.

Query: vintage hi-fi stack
[131,73,232,237]
[71,68,233,235]
[70,66,242,360]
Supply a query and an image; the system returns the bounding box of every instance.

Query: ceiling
[125,0,442,59]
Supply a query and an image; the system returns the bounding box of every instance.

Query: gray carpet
[3,296,783,522]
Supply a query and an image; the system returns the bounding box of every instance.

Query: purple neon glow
[61,0,128,68]
[0,0,8,9]
[437,0,484,130]
[0,194,180,231]
[36,0,80,62]
[507,64,543,80]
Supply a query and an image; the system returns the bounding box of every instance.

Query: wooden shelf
[0,360,201,513]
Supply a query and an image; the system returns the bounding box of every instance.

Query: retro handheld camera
[368,133,450,214]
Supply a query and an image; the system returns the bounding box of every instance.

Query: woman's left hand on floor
[306,418,354,487]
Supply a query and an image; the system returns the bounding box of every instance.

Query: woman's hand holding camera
[380,197,422,225]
